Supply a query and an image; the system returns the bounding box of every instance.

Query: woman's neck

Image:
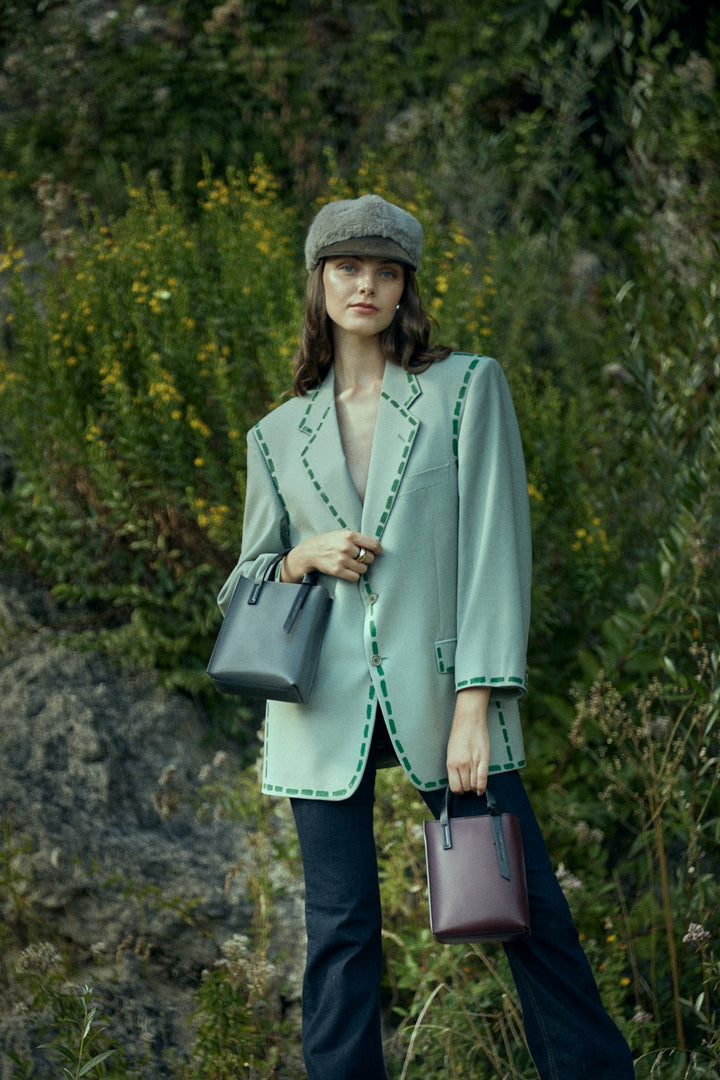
[332,332,386,395]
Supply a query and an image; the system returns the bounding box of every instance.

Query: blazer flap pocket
[435,638,457,674]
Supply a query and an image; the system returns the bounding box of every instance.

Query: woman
[218,194,635,1080]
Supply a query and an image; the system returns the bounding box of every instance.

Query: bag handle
[440,785,511,881]
[246,550,319,634]
[282,576,316,632]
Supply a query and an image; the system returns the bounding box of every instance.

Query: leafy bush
[1,164,301,722]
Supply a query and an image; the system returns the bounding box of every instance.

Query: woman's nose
[358,272,375,294]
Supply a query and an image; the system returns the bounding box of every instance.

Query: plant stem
[652,809,685,1049]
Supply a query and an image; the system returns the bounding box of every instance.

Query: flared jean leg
[422,771,635,1080]
[498,772,634,1079]
[290,760,388,1080]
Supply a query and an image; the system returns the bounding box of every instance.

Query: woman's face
[322,256,405,340]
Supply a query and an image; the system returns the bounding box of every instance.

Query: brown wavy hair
[292,262,452,397]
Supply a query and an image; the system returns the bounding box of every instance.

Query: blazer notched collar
[299,362,423,542]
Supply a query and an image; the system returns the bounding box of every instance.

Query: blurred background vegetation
[1,1,719,1077]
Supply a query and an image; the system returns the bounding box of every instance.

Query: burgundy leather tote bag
[423,785,531,944]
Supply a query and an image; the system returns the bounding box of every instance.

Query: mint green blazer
[218,353,532,800]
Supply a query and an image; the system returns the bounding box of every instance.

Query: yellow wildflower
[189,415,211,438]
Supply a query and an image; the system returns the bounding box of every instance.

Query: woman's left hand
[446,687,491,795]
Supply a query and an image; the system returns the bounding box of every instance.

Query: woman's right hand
[281,529,382,583]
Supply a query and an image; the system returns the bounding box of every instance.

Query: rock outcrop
[0,575,304,1077]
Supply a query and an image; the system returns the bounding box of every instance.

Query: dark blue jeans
[291,730,635,1080]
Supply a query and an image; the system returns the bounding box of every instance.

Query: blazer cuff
[454,674,527,698]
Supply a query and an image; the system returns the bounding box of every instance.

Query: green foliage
[569,648,720,1062]
[39,984,117,1080]
[1,0,720,1075]
[1,163,302,726]
[188,925,298,1079]
[11,944,124,1079]
[2,1,718,251]
[184,768,303,1079]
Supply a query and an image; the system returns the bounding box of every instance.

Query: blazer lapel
[300,369,363,531]
[362,364,423,540]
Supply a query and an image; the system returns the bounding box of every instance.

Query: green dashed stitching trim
[403,370,421,402]
[366,682,376,724]
[254,423,289,513]
[456,677,485,688]
[495,698,513,763]
[263,683,378,800]
[451,354,483,460]
[435,644,455,674]
[489,698,525,772]
[456,675,526,691]
[300,406,349,528]
[299,389,320,433]
[358,719,372,772]
[375,389,418,538]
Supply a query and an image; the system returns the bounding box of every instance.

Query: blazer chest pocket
[399,462,452,497]
[435,638,456,674]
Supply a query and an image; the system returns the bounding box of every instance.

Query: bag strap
[247,550,289,606]
[282,575,316,633]
[440,785,511,881]
[246,550,318,633]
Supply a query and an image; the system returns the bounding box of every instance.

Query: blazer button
[370,654,382,667]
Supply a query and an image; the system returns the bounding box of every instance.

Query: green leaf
[39,1044,76,1062]
[78,1049,116,1076]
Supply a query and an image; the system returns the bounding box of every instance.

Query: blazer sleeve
[453,357,532,696]
[216,426,291,615]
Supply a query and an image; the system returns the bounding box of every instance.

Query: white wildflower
[555,863,584,893]
[682,923,711,949]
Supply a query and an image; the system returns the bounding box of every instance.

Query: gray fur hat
[305,194,423,271]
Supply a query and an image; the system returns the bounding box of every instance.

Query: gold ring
[357,547,367,563]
